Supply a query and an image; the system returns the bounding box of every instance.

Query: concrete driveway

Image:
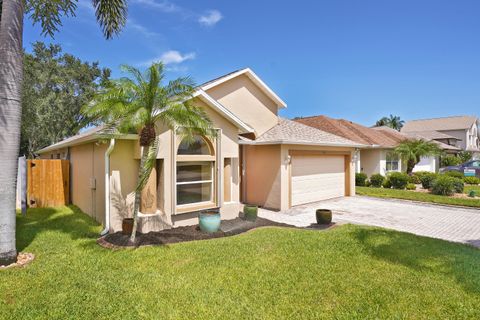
[258,196,480,247]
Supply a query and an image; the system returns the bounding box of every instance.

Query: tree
[394,139,442,174]
[83,62,216,242]
[21,42,110,158]
[375,114,405,131]
[0,0,127,265]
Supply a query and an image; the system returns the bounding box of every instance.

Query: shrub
[388,172,409,190]
[382,178,392,189]
[406,183,416,190]
[444,171,464,179]
[452,178,464,193]
[369,174,385,188]
[431,176,456,196]
[464,176,480,185]
[355,173,368,186]
[408,174,421,184]
[459,151,473,163]
[420,173,438,190]
[441,155,462,167]
[413,171,432,178]
[365,180,371,187]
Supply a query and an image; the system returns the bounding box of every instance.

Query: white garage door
[291,155,345,206]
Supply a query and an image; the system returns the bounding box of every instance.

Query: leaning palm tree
[0,0,127,265]
[375,114,404,131]
[394,139,442,174]
[83,62,215,242]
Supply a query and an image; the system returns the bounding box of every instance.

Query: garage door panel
[291,155,345,206]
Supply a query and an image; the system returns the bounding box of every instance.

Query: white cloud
[198,10,223,26]
[132,0,179,13]
[140,50,196,66]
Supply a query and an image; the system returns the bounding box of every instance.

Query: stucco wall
[360,149,382,177]
[205,74,279,137]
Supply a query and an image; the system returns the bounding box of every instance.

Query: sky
[23,0,480,126]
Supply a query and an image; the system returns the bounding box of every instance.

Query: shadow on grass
[16,205,100,252]
[352,227,480,294]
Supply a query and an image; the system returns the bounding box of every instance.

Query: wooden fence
[27,160,70,207]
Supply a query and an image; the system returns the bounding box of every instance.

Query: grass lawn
[465,185,480,195]
[2,207,480,319]
[357,186,480,208]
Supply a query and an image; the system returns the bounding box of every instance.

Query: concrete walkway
[258,196,480,247]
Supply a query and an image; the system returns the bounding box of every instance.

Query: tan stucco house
[38,68,362,233]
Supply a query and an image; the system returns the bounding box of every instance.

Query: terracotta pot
[315,209,332,225]
[122,218,134,235]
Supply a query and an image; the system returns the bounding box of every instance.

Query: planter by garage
[122,218,134,235]
[243,205,258,221]
[199,211,221,233]
[315,209,332,225]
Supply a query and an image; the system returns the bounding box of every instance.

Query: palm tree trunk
[0,0,23,265]
[130,146,148,243]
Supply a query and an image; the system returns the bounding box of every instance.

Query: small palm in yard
[395,139,442,174]
[84,62,215,241]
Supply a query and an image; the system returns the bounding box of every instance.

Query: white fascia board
[238,140,366,148]
[200,68,287,109]
[193,90,254,134]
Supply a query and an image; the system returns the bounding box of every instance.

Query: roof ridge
[406,115,476,122]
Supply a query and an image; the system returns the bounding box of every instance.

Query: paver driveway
[258,196,480,247]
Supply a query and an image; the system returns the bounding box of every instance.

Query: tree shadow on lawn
[352,227,480,295]
[16,205,100,252]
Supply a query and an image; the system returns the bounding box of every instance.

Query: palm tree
[0,0,127,265]
[83,63,215,242]
[375,114,405,131]
[394,139,442,174]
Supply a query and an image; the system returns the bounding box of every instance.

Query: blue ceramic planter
[199,212,221,233]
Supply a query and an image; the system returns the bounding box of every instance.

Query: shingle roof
[402,116,477,132]
[295,115,406,147]
[241,118,364,147]
[402,130,460,141]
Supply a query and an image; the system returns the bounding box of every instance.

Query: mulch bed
[98,217,330,249]
[0,253,35,270]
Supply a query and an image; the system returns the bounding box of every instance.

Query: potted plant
[199,210,221,233]
[315,209,332,225]
[243,205,258,221]
[122,218,134,235]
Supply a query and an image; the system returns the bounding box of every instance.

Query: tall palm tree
[83,63,215,242]
[375,114,405,131]
[0,0,127,265]
[394,139,442,174]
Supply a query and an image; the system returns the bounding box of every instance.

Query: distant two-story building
[401,116,480,160]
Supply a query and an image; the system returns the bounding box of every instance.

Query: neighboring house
[401,116,480,159]
[295,115,459,176]
[38,68,362,233]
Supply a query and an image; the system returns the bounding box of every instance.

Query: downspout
[101,138,115,236]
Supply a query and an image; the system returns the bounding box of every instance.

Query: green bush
[408,174,421,184]
[464,176,480,185]
[420,173,438,190]
[369,174,385,188]
[388,172,409,190]
[459,151,473,163]
[355,173,368,186]
[452,178,464,193]
[365,180,371,187]
[444,171,464,179]
[431,176,456,196]
[406,183,416,190]
[382,178,392,189]
[441,155,462,167]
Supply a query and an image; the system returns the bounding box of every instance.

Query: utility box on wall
[27,159,70,208]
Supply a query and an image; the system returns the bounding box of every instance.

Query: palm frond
[92,0,127,39]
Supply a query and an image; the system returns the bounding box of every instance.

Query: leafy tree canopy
[21,41,110,157]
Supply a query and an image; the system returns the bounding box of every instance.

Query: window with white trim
[386,152,399,171]
[176,135,215,207]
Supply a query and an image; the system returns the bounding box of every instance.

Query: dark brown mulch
[98,217,306,249]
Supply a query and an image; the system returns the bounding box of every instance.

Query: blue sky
[24,0,480,126]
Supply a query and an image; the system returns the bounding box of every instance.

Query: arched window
[177,135,212,155]
[176,135,215,207]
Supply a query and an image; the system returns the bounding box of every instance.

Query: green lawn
[465,185,480,195]
[2,207,480,319]
[357,186,480,208]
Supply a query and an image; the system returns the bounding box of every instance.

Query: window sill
[176,202,217,214]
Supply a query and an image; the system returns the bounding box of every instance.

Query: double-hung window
[386,151,399,172]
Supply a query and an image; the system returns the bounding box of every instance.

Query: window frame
[385,151,400,172]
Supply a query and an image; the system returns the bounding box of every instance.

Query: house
[295,115,460,175]
[401,116,480,159]
[37,68,362,233]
